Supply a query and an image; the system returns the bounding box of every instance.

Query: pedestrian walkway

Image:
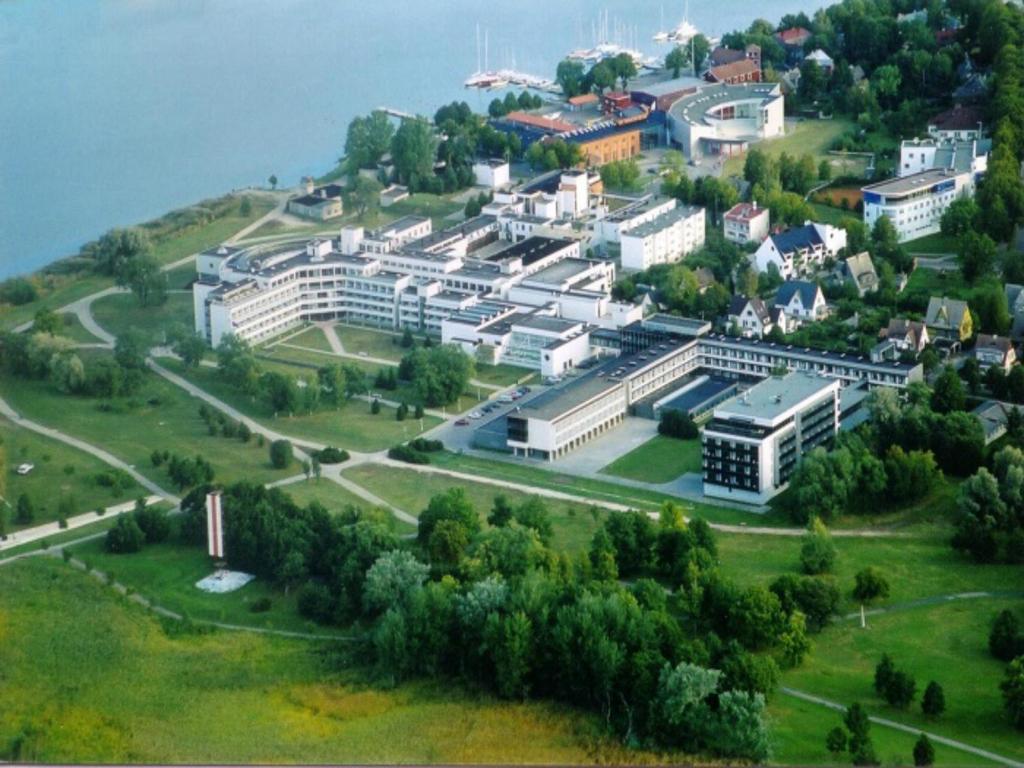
[0,495,163,552]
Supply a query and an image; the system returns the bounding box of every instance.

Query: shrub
[105,515,145,554]
[250,596,273,613]
[658,409,699,439]
[269,439,293,469]
[388,444,430,464]
[134,503,171,544]
[799,517,836,575]
[408,438,443,453]
[371,398,381,415]
[921,681,945,717]
[990,610,1023,661]
[316,446,350,464]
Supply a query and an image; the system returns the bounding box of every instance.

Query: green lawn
[1,421,146,530]
[163,361,442,452]
[905,232,960,254]
[342,463,608,554]
[273,478,417,536]
[0,558,679,764]
[808,202,851,226]
[164,263,198,290]
[0,273,112,332]
[333,324,407,361]
[428,451,792,527]
[723,118,858,178]
[69,531,345,636]
[55,312,107,344]
[149,196,275,267]
[782,598,1024,763]
[715,530,1022,613]
[600,435,702,484]
[91,292,194,347]
[379,193,463,229]
[0,367,295,490]
[272,324,336,354]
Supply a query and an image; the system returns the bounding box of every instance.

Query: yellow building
[576,129,641,166]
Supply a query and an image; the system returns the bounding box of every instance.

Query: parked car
[454,418,470,426]
[16,463,34,476]
[498,394,514,403]
[469,411,484,419]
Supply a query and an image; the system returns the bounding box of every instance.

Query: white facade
[862,168,976,242]
[473,159,511,189]
[752,222,847,278]
[667,82,785,160]
[703,373,841,504]
[723,202,770,244]
[620,205,706,271]
[593,196,678,245]
[898,138,989,178]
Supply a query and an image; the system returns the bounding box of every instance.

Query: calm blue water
[0,0,821,279]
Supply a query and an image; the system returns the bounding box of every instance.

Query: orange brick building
[574,128,641,165]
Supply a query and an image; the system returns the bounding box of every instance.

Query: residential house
[1006,283,1024,338]
[709,44,762,70]
[728,295,773,337]
[776,27,813,65]
[723,201,770,244]
[842,252,879,297]
[881,318,930,354]
[928,104,985,141]
[695,267,716,294]
[752,222,848,278]
[804,49,834,75]
[975,334,1017,372]
[287,179,344,221]
[925,296,972,342]
[774,280,827,323]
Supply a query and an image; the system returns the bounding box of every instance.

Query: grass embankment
[0,558,679,764]
[342,463,609,554]
[0,194,273,332]
[90,292,195,347]
[905,232,960,254]
[161,360,442,453]
[722,118,861,178]
[600,435,702,483]
[1,421,146,530]
[0,365,295,489]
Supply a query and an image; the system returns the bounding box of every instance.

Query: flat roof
[515,375,623,421]
[714,371,837,423]
[702,333,921,374]
[525,257,597,285]
[669,82,782,127]
[624,204,703,238]
[489,236,574,266]
[632,76,704,98]
[862,168,965,195]
[513,315,581,334]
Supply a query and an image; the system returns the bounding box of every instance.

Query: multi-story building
[473,159,510,189]
[702,372,840,504]
[593,195,678,245]
[620,205,706,271]
[898,137,989,178]
[862,168,978,242]
[723,201,770,244]
[286,179,344,221]
[927,105,985,142]
[752,222,847,278]
[667,82,785,160]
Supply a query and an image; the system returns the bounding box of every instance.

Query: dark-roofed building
[774,280,827,322]
[928,104,985,141]
[842,252,879,297]
[287,179,344,220]
[975,334,1017,372]
[925,296,972,341]
[881,318,930,354]
[753,222,847,278]
[728,295,774,338]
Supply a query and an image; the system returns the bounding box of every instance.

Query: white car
[468,410,484,419]
[16,463,35,475]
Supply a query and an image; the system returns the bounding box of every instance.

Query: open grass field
[1,421,146,530]
[0,367,295,490]
[783,598,1024,763]
[162,360,442,452]
[55,312,107,344]
[91,292,195,347]
[148,196,275,267]
[906,232,960,254]
[599,435,702,483]
[164,262,198,290]
[342,463,608,554]
[723,118,858,178]
[68,531,345,636]
[0,558,682,765]
[380,193,463,230]
[333,324,407,361]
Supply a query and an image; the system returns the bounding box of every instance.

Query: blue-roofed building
[774,280,827,322]
[753,221,847,278]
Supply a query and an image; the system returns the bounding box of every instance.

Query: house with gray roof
[842,252,879,297]
[925,296,972,341]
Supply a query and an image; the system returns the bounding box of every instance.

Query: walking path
[780,687,1024,768]
[841,590,1024,621]
[225,195,288,244]
[0,399,176,502]
[0,495,163,553]
[319,322,346,355]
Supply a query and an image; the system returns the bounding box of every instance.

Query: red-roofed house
[503,111,575,134]
[776,26,812,46]
[705,59,761,85]
[723,202,771,244]
[566,93,599,111]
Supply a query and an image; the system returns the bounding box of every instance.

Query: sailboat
[464,27,508,89]
[654,0,700,45]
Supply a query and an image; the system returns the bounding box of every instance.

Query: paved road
[0,495,163,552]
[781,687,1024,767]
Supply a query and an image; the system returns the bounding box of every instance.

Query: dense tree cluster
[658,410,699,440]
[954,445,1024,563]
[397,344,474,407]
[554,53,638,98]
[106,498,170,554]
[524,138,584,172]
[486,91,543,118]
